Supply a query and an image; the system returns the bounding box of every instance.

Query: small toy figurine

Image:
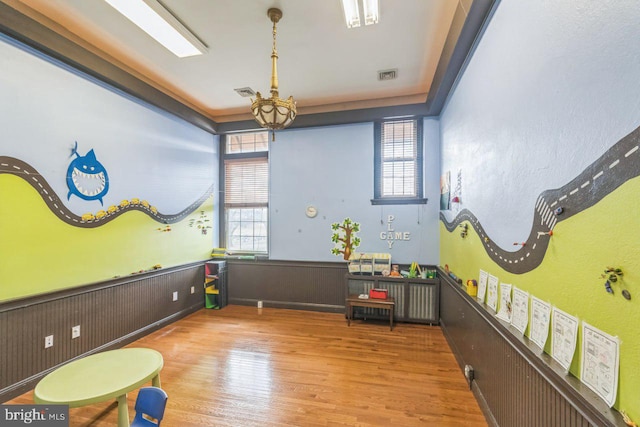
[604,280,613,294]
[600,267,625,297]
[622,411,637,427]
[389,265,401,277]
[466,279,478,297]
[459,223,468,238]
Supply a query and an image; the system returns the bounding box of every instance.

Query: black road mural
[0,156,213,228]
[441,124,640,274]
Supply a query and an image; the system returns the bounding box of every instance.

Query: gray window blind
[224,158,268,207]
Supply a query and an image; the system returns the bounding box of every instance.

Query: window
[223,132,269,253]
[226,131,269,154]
[372,118,426,205]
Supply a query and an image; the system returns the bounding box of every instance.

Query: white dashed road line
[625,146,638,157]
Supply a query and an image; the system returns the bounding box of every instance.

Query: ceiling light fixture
[104,0,206,58]
[251,8,296,140]
[341,0,379,28]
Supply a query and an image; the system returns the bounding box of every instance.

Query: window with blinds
[223,132,269,253]
[224,159,268,207]
[373,118,425,205]
[381,120,418,197]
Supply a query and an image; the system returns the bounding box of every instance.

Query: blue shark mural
[1,155,212,228]
[66,142,109,205]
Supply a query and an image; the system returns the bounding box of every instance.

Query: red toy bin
[369,288,388,299]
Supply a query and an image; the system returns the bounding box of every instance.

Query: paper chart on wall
[496,283,512,322]
[510,287,529,335]
[581,322,619,407]
[477,270,488,302]
[486,274,499,311]
[551,307,579,371]
[530,296,551,351]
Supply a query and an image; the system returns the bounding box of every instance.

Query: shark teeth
[72,168,106,197]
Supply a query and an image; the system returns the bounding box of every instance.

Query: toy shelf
[204,261,227,309]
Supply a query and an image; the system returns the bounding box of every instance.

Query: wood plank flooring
[8,305,487,426]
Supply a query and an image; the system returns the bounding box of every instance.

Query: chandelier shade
[251,93,296,130]
[251,8,296,138]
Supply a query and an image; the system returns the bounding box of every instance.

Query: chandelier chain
[272,21,277,56]
[270,19,278,93]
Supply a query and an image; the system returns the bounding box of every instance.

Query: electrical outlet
[257,300,263,309]
[464,364,474,390]
[172,291,178,301]
[44,335,53,349]
[72,325,80,339]
[190,286,195,294]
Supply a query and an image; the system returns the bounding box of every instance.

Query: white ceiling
[11,0,460,123]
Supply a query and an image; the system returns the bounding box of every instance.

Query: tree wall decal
[330,218,361,260]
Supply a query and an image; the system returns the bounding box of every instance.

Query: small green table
[34,347,163,427]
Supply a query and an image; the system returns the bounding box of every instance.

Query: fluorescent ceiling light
[341,0,379,28]
[341,0,361,28]
[104,0,206,58]
[362,0,379,26]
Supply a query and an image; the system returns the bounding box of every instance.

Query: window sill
[370,197,428,206]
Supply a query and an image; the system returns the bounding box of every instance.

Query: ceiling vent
[378,69,398,81]
[234,87,256,97]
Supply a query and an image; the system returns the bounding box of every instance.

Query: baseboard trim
[229,298,345,313]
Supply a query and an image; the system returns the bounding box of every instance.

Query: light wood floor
[9,305,487,426]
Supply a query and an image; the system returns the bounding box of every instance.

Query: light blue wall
[0,34,217,217]
[440,0,640,249]
[269,118,440,265]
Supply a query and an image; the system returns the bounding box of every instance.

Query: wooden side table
[345,294,395,331]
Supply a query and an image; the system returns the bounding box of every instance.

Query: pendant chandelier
[251,8,296,140]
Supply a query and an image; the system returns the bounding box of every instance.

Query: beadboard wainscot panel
[439,270,627,427]
[227,259,347,312]
[0,263,205,403]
